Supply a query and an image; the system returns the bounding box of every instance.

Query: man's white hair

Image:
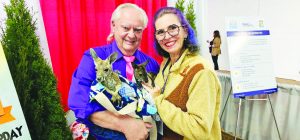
[111,3,148,28]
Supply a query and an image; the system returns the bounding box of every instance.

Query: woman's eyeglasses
[155,24,184,41]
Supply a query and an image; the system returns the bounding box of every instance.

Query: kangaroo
[132,60,156,88]
[90,48,121,102]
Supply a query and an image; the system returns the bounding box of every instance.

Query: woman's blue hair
[153,7,199,58]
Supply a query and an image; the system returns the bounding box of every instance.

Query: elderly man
[68,3,159,140]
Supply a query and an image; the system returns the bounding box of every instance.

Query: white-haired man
[68,3,159,140]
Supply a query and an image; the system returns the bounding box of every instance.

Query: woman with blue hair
[144,7,222,139]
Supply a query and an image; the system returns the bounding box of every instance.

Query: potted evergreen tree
[175,0,197,35]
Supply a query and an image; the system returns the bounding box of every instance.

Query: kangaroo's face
[90,48,117,83]
[94,58,112,82]
[132,60,149,87]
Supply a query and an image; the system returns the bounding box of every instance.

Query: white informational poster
[0,43,31,139]
[226,17,277,98]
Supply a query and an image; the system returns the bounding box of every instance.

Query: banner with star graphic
[0,43,31,139]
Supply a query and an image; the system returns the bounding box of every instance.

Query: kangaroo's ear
[147,72,157,80]
[132,62,138,69]
[108,52,118,64]
[90,48,98,60]
[139,60,149,67]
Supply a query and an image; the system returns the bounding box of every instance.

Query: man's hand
[91,111,152,140]
[118,115,152,140]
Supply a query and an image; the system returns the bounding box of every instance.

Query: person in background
[209,30,221,70]
[68,3,160,140]
[143,7,222,140]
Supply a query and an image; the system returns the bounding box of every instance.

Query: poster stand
[220,86,281,140]
[232,94,281,140]
[224,16,279,140]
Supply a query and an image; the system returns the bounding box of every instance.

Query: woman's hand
[142,83,161,98]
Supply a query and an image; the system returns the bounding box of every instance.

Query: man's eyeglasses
[155,24,184,41]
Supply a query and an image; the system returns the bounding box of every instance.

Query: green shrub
[176,0,197,35]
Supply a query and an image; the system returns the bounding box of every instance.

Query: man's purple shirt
[68,41,160,120]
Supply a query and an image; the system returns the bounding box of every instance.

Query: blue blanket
[86,75,158,139]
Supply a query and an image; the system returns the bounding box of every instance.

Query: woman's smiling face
[155,14,187,58]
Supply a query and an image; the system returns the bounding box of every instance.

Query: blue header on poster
[233,88,278,98]
[227,30,270,37]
